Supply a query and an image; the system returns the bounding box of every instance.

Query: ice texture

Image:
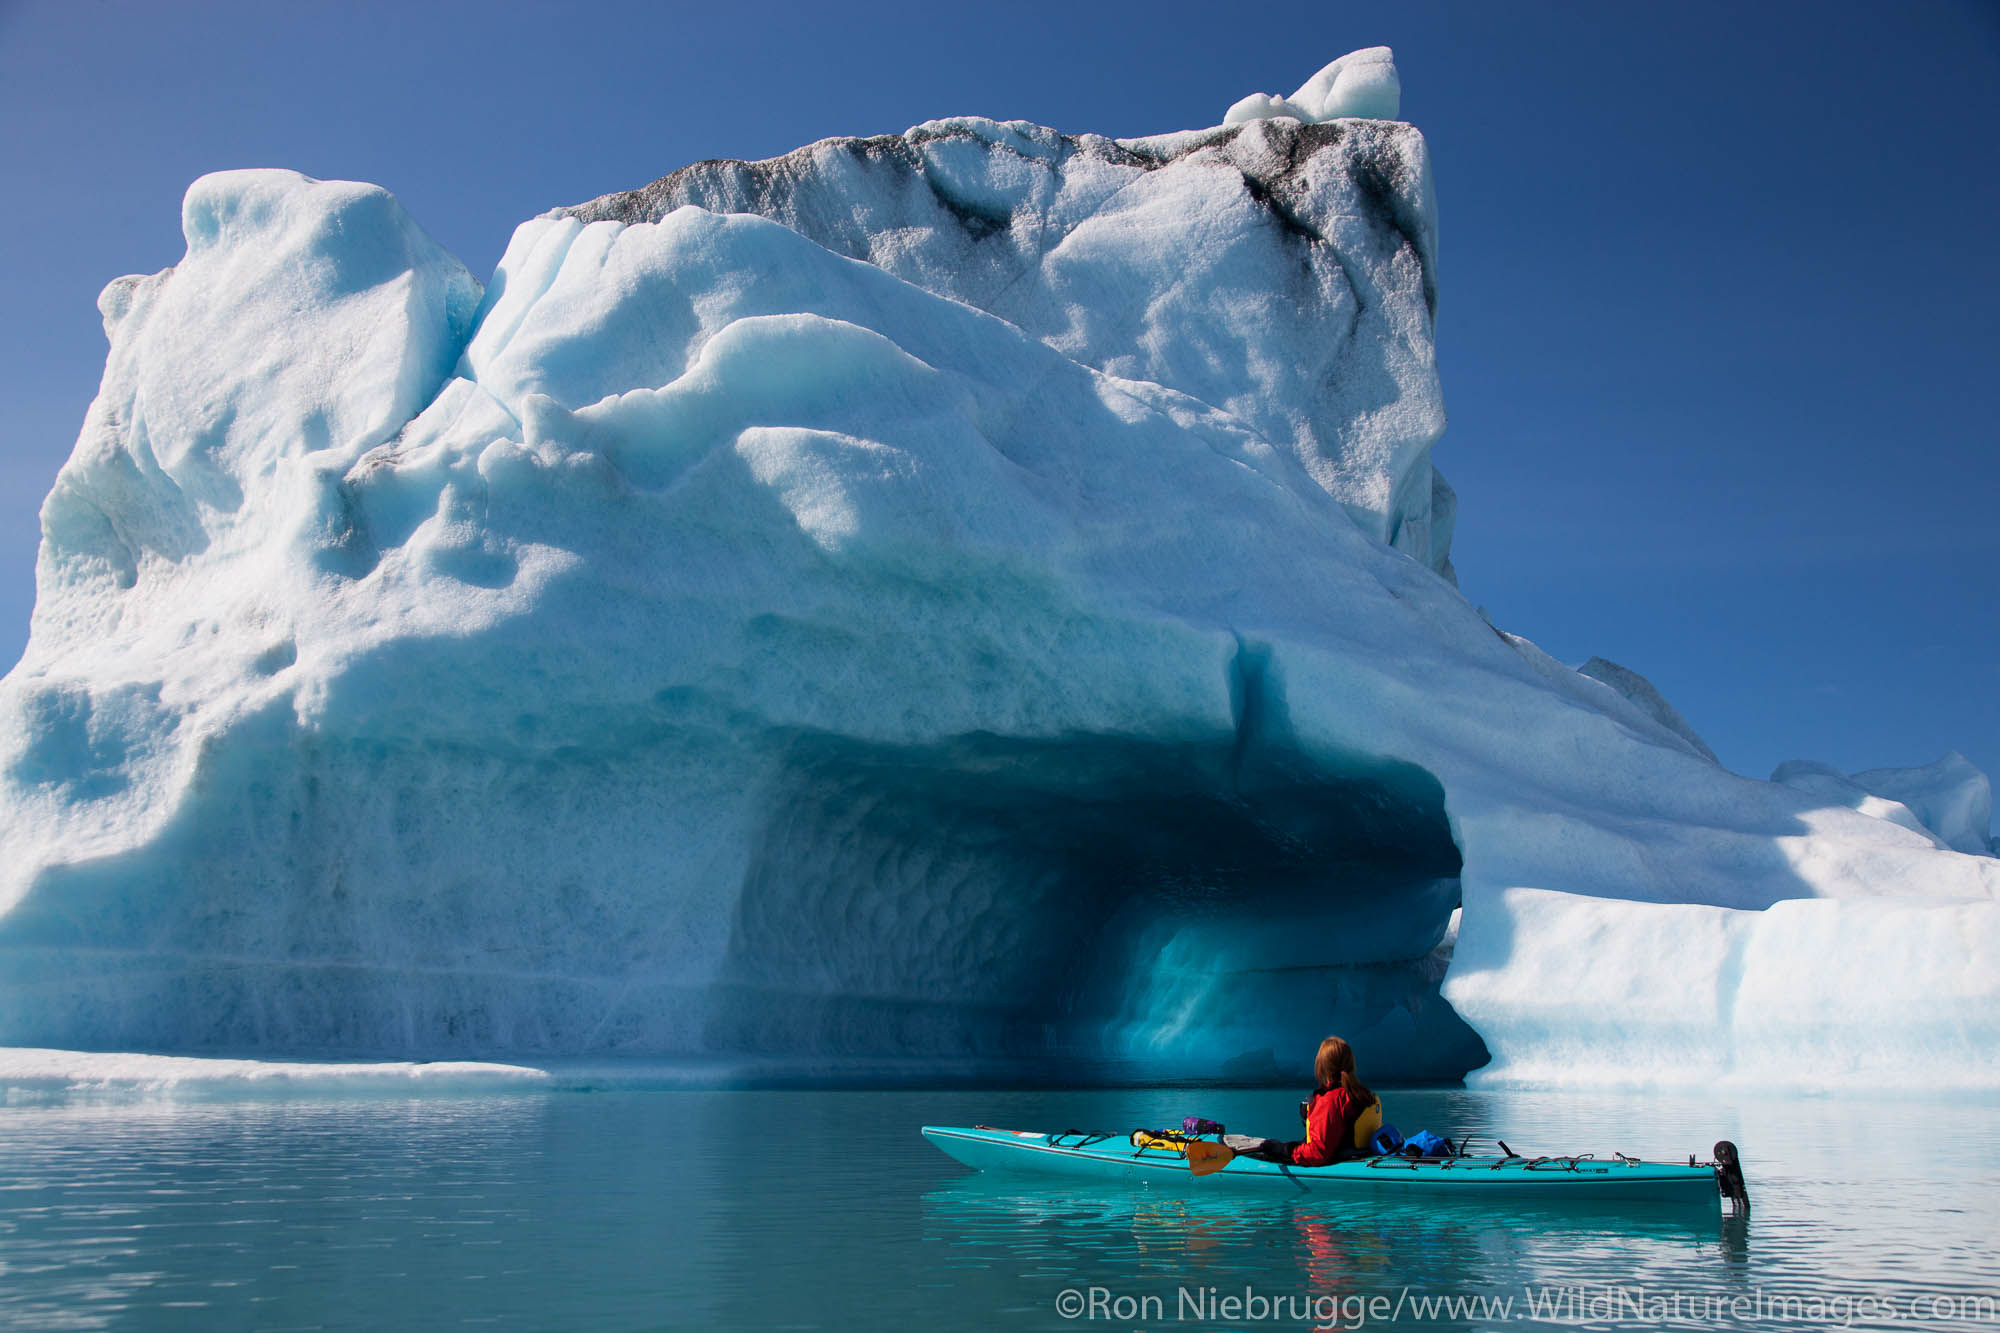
[555,97,1450,578]
[1579,658,1720,765]
[0,54,1995,1089]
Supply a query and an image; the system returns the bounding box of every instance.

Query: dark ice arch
[710,659,1487,1084]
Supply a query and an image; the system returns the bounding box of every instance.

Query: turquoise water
[1,1085,1995,1330]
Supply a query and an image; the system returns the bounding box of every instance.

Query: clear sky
[1,0,1994,791]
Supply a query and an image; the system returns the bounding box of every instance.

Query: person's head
[1314,1035,1374,1106]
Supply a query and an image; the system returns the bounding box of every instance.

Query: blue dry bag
[1400,1130,1455,1158]
[1369,1124,1405,1155]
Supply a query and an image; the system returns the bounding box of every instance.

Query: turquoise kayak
[921,1126,1732,1205]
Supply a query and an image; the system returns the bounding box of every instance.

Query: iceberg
[0,50,1993,1090]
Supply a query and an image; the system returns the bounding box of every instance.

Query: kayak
[921,1126,1732,1205]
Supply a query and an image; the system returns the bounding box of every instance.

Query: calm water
[0,1085,1994,1331]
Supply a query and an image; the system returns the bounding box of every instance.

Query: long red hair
[1313,1035,1374,1109]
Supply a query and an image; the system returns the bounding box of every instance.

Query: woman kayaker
[1290,1035,1377,1167]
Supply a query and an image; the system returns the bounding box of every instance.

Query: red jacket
[1292,1085,1363,1167]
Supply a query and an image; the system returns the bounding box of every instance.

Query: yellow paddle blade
[1186,1141,1236,1176]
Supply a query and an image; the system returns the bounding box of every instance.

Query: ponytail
[1313,1035,1375,1110]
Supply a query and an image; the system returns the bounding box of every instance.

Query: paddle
[1186,1140,1236,1176]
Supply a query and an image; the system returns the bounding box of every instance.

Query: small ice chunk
[1224,47,1402,126]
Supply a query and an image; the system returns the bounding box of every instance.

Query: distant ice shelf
[0,1047,551,1101]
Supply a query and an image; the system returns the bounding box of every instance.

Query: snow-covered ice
[1773,754,1994,858]
[0,49,1993,1091]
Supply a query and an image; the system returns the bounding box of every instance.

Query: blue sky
[0,0,1994,788]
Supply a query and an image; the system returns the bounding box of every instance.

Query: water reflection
[920,1176,1751,1331]
[1718,1209,1751,1266]
[924,1174,1725,1291]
